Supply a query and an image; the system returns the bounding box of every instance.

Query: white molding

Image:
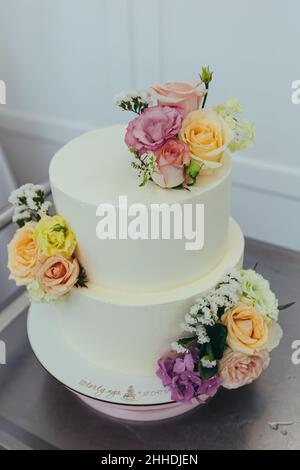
[0,107,299,202]
[232,155,300,201]
[0,292,29,334]
[0,107,94,145]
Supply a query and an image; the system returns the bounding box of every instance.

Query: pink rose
[125,105,184,155]
[37,255,80,297]
[152,139,191,188]
[150,81,207,114]
[219,348,270,390]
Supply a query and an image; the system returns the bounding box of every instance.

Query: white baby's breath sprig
[9,183,52,227]
[171,341,188,354]
[9,183,42,205]
[182,268,243,344]
[113,89,152,114]
[27,281,61,303]
[131,152,157,187]
[195,325,210,344]
[12,209,31,224]
[200,357,217,368]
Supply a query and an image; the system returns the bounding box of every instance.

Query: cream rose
[221,302,268,354]
[150,81,207,114]
[7,221,41,285]
[179,109,234,168]
[219,348,270,389]
[37,255,79,297]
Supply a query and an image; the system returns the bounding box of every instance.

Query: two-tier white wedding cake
[8,72,284,418]
[49,124,244,376]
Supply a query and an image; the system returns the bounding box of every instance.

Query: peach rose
[7,221,41,285]
[221,302,268,354]
[37,255,79,297]
[150,81,207,114]
[152,138,191,188]
[179,109,234,169]
[219,348,270,389]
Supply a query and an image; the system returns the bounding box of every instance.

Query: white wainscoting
[0,0,299,251]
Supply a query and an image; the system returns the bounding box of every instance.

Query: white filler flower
[200,357,217,369]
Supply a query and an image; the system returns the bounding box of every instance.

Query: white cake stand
[27,305,200,421]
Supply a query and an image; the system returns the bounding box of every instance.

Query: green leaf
[19,196,27,205]
[173,183,191,191]
[278,302,295,311]
[75,265,88,288]
[139,171,149,187]
[198,364,218,380]
[198,360,218,380]
[187,159,203,181]
[177,336,197,348]
[16,218,29,228]
[206,324,227,360]
[197,342,218,379]
[198,342,215,360]
[206,342,215,360]
[216,305,226,319]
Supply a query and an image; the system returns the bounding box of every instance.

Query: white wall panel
[127,0,162,88]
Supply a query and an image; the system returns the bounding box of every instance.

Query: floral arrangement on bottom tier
[157,269,293,403]
[7,184,88,302]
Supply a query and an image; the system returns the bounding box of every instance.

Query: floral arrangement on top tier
[7,184,88,302]
[113,67,255,188]
[156,268,293,404]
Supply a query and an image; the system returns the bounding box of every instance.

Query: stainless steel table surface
[0,238,299,450]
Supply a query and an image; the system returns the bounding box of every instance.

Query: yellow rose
[179,109,234,168]
[221,302,268,354]
[7,221,41,285]
[34,215,77,257]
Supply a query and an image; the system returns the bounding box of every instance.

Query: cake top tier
[49,124,232,293]
[50,124,231,206]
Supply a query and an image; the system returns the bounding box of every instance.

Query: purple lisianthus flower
[157,350,222,405]
[125,105,184,155]
[198,375,223,402]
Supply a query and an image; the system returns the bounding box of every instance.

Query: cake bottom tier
[52,218,244,376]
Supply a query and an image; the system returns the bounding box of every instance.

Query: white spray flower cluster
[214,100,255,153]
[113,89,152,113]
[200,357,217,369]
[27,280,65,303]
[172,269,242,353]
[9,183,51,226]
